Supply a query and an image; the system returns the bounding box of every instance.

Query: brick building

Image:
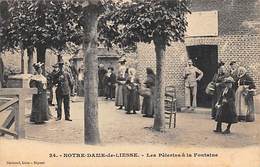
[137,0,260,108]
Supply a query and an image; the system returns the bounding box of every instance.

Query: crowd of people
[181,58,256,134]
[207,61,256,134]
[98,57,156,117]
[9,54,255,136]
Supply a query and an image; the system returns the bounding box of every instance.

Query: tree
[1,0,103,145]
[99,0,190,131]
[79,0,105,145]
[1,0,83,73]
[0,0,10,54]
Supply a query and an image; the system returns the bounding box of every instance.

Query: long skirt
[235,86,255,122]
[30,92,50,123]
[105,84,116,99]
[141,95,154,117]
[123,85,128,109]
[215,101,238,124]
[125,89,140,112]
[77,80,84,97]
[115,84,124,106]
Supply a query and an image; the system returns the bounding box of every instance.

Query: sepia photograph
[0,0,260,166]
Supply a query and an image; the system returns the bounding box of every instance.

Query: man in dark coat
[47,64,59,106]
[104,67,117,99]
[53,60,74,121]
[98,64,107,96]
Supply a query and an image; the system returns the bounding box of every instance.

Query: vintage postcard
[0,0,260,166]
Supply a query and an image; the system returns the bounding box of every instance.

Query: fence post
[15,93,25,139]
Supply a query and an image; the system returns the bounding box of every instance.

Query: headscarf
[128,68,136,77]
[237,66,247,78]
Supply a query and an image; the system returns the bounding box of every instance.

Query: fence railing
[0,88,37,139]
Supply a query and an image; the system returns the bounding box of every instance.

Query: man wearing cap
[53,60,74,121]
[183,59,203,110]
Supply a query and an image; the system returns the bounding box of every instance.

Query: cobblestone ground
[14,97,259,148]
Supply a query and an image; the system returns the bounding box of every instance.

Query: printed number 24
[49,153,58,158]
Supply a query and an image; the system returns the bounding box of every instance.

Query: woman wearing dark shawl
[141,68,155,118]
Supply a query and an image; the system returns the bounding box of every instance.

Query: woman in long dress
[141,68,155,118]
[214,77,238,134]
[125,68,140,114]
[123,68,129,110]
[115,70,126,109]
[29,63,50,124]
[235,67,256,122]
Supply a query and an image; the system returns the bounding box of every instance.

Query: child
[214,77,238,134]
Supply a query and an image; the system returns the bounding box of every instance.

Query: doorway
[186,45,218,108]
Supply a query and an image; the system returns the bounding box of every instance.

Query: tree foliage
[98,0,191,49]
[0,0,85,52]
[98,0,191,131]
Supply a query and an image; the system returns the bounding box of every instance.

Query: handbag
[139,87,152,97]
[205,81,215,95]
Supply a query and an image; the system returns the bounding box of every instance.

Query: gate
[0,88,37,139]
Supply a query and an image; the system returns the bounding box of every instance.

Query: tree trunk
[36,45,46,75]
[153,40,166,131]
[20,42,25,74]
[83,5,101,145]
[27,47,33,74]
[20,48,25,74]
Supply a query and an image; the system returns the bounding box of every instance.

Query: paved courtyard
[15,97,259,148]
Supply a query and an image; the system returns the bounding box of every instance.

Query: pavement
[1,96,252,147]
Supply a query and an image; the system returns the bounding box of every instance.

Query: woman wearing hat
[214,77,238,134]
[235,67,256,122]
[29,62,50,124]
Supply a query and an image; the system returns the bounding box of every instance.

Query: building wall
[137,0,260,108]
[191,0,260,35]
[137,35,260,107]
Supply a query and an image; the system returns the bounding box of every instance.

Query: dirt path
[21,98,260,147]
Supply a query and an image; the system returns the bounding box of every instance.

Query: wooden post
[0,88,37,139]
[15,93,25,139]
